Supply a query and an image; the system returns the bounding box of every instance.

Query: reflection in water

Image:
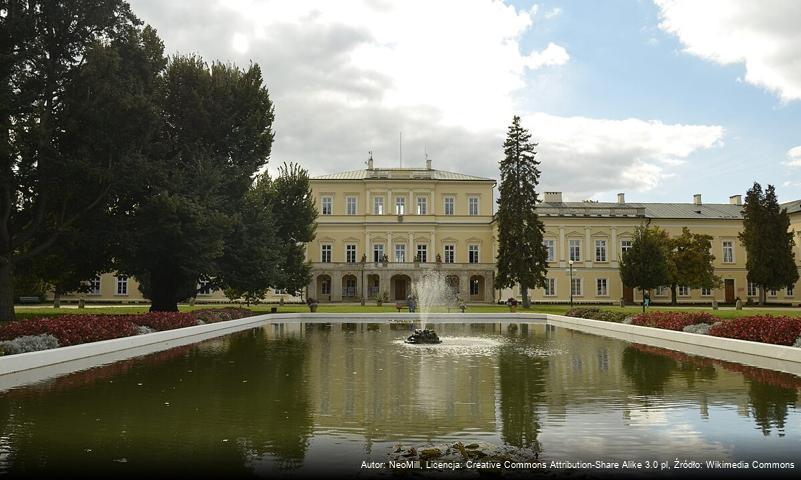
[0,322,799,476]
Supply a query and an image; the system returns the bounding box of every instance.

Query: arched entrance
[469,275,485,302]
[390,274,412,301]
[445,275,460,296]
[367,274,380,299]
[316,274,332,302]
[342,274,357,300]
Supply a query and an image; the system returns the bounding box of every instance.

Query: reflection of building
[307,158,496,303]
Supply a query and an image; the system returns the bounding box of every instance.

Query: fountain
[403,272,459,344]
[404,328,442,344]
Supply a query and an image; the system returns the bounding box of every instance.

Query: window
[544,239,555,262]
[787,285,795,296]
[373,243,384,262]
[344,277,357,297]
[596,278,608,296]
[395,196,405,215]
[678,285,689,296]
[417,196,427,215]
[444,196,454,215]
[621,240,632,256]
[197,280,212,295]
[321,196,332,215]
[470,278,480,296]
[321,244,332,263]
[569,239,581,262]
[468,244,479,264]
[769,288,777,296]
[116,275,128,295]
[701,287,712,296]
[444,245,455,263]
[747,281,758,297]
[655,286,668,296]
[595,239,607,262]
[394,244,406,263]
[723,241,734,263]
[321,278,331,295]
[468,197,479,215]
[544,278,556,296]
[570,278,582,296]
[374,196,384,215]
[346,196,357,215]
[416,244,428,263]
[88,276,101,295]
[346,244,357,263]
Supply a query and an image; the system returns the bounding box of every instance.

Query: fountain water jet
[403,272,460,344]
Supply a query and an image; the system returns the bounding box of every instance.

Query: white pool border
[2,312,801,391]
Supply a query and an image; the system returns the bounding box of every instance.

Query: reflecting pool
[0,322,799,477]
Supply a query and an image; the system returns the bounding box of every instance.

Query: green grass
[8,302,801,322]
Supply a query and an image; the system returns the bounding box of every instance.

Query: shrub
[0,334,60,354]
[192,307,253,324]
[631,311,717,331]
[0,316,138,346]
[565,308,628,323]
[708,315,801,346]
[126,312,198,331]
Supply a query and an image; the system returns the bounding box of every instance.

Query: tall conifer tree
[494,116,548,308]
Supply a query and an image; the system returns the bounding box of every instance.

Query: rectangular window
[570,278,582,296]
[374,196,384,215]
[395,196,405,215]
[595,239,607,262]
[470,278,480,296]
[116,275,128,295]
[321,244,332,263]
[596,278,608,296]
[544,278,556,296]
[444,197,454,215]
[321,278,331,295]
[468,244,479,264]
[621,240,632,256]
[88,276,101,295]
[394,244,406,263]
[723,241,734,263]
[787,285,795,296]
[444,245,455,263]
[417,196,427,215]
[321,196,332,215]
[747,281,758,297]
[343,277,357,297]
[346,196,357,215]
[197,280,212,295]
[655,286,668,296]
[769,288,777,296]
[544,239,555,262]
[701,287,712,296]
[678,285,689,296]
[416,244,428,263]
[373,243,384,262]
[346,244,357,263]
[569,239,581,262]
[468,197,479,215]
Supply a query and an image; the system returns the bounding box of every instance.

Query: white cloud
[525,42,570,70]
[655,0,801,102]
[543,7,562,20]
[785,146,801,167]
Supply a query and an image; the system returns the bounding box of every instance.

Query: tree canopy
[619,226,670,302]
[665,227,720,305]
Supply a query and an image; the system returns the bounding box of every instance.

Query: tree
[739,182,798,305]
[619,226,670,310]
[0,1,162,320]
[115,56,275,311]
[666,227,720,305]
[494,116,549,308]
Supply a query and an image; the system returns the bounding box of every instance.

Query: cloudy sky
[129,0,801,203]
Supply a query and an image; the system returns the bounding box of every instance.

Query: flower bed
[564,308,628,323]
[708,315,801,346]
[192,307,253,323]
[631,311,717,331]
[124,312,198,331]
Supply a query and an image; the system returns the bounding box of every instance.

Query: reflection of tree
[622,346,676,396]
[0,328,312,476]
[498,345,546,452]
[747,380,797,436]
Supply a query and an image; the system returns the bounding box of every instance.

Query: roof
[537,201,744,220]
[312,168,495,182]
[781,200,801,214]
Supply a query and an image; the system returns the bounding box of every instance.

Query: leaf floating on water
[113,458,128,463]
[164,402,170,406]
[84,449,93,453]
[222,439,229,443]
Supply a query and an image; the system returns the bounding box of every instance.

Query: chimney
[617,193,625,204]
[543,192,563,203]
[367,151,374,170]
[426,157,432,170]
[729,194,742,205]
[693,194,702,205]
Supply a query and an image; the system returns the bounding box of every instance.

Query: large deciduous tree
[0,1,162,320]
[494,116,548,308]
[619,226,670,310]
[739,182,798,305]
[666,227,720,305]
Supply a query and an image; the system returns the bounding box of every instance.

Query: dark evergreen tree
[619,226,670,310]
[666,227,720,305]
[494,116,548,308]
[739,182,798,305]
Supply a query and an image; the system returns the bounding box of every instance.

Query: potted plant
[506,297,518,313]
[306,297,319,312]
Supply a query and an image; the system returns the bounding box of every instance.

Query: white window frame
[470,278,480,296]
[747,281,758,297]
[620,239,632,257]
[115,275,128,296]
[373,243,385,262]
[701,287,712,296]
[374,196,384,215]
[569,239,581,262]
[678,285,689,296]
[468,244,480,264]
[321,244,332,263]
[346,244,357,263]
[722,240,734,263]
[596,278,608,296]
[787,285,795,296]
[395,196,405,215]
[444,244,455,263]
[197,279,212,296]
[88,276,102,295]
[570,278,582,297]
[321,196,333,215]
[321,277,331,295]
[544,239,555,262]
[468,196,479,215]
[346,196,357,215]
[444,196,455,215]
[416,244,428,263]
[544,278,556,297]
[655,285,668,296]
[768,288,777,296]
[394,243,406,263]
[595,239,607,262]
[416,196,427,215]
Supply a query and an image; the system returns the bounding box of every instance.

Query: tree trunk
[149,269,179,312]
[759,287,766,306]
[670,284,677,305]
[53,291,61,308]
[521,285,530,309]
[0,261,15,321]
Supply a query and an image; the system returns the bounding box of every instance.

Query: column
[585,226,592,267]
[365,189,371,215]
[559,226,566,265]
[331,274,343,303]
[387,189,393,215]
[611,226,618,263]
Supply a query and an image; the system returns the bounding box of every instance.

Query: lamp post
[568,260,574,308]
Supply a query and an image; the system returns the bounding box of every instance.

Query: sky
[128,0,801,203]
